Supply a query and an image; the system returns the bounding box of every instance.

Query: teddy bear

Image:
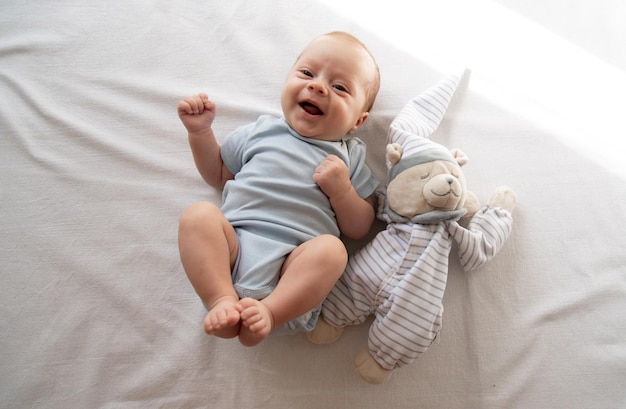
[307,73,517,384]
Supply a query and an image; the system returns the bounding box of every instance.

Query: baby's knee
[317,235,348,269]
[179,201,222,230]
[180,202,220,224]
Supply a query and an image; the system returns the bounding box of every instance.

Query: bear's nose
[445,176,454,184]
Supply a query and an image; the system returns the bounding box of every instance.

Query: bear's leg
[355,349,393,384]
[307,316,344,344]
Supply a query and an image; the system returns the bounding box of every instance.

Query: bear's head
[383,142,479,224]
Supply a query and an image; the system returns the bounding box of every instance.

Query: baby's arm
[178,93,233,189]
[313,155,375,240]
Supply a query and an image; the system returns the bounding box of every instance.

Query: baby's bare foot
[204,296,240,338]
[236,298,274,347]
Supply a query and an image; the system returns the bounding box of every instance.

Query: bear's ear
[386,143,403,165]
[450,148,469,166]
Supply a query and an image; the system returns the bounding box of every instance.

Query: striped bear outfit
[320,74,514,371]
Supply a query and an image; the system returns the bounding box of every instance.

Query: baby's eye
[333,84,347,92]
[300,69,313,77]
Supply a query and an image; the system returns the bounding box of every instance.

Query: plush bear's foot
[306,316,344,345]
[489,186,517,215]
[355,349,393,384]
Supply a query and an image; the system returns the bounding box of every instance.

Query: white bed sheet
[1,1,625,408]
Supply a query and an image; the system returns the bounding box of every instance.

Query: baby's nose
[308,81,327,95]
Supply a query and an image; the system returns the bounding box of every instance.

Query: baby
[177,32,381,346]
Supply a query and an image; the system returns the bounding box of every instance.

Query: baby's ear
[450,148,469,167]
[348,112,369,134]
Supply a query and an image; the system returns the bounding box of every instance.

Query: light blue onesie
[219,115,378,332]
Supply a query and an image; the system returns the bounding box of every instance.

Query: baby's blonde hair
[321,31,380,112]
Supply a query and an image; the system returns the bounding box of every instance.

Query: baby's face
[280,35,376,141]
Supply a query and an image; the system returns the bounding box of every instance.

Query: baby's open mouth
[300,101,323,116]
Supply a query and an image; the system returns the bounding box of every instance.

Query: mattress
[1,0,625,407]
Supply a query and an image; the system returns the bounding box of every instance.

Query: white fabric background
[1,1,625,408]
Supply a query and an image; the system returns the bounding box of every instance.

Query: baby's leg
[236,298,274,346]
[237,234,347,345]
[178,202,240,339]
[204,296,240,338]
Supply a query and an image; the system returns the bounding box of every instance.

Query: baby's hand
[177,93,216,134]
[313,155,352,199]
